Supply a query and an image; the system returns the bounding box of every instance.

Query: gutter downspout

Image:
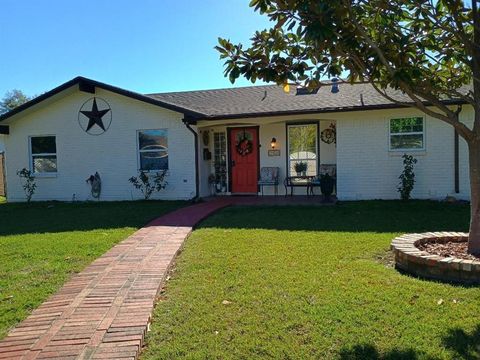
[182,117,199,200]
[455,130,460,194]
[454,106,462,194]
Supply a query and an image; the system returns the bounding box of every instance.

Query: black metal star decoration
[80,98,111,132]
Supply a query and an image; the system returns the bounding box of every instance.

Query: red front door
[230,127,259,194]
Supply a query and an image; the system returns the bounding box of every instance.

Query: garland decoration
[321,123,336,144]
[236,130,253,156]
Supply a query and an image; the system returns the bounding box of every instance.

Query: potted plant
[294,162,307,176]
[320,173,335,201]
[208,174,216,195]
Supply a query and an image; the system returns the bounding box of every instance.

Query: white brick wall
[3,85,473,202]
[336,108,468,200]
[3,86,196,202]
[197,106,472,201]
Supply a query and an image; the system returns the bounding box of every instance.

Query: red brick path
[0,195,330,359]
[0,199,231,360]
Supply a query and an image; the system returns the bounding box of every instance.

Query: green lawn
[0,200,184,338]
[142,201,479,360]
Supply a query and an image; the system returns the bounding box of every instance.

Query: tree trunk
[468,139,480,254]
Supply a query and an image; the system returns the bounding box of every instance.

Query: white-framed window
[287,123,318,176]
[29,136,57,174]
[137,129,168,171]
[389,116,425,151]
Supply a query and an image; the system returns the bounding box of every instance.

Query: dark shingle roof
[0,77,468,124]
[147,82,419,120]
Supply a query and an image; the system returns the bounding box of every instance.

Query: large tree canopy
[216,0,480,253]
[217,0,474,137]
[0,89,30,115]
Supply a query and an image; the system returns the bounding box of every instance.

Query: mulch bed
[417,240,480,261]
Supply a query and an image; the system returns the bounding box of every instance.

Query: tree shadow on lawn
[339,326,480,360]
[0,200,186,236]
[198,200,470,234]
[0,199,469,237]
[338,344,438,360]
[441,324,480,360]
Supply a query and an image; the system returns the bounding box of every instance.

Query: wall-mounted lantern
[270,137,277,149]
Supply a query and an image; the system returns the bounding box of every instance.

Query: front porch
[197,118,337,198]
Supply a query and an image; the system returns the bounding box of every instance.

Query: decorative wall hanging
[203,148,212,160]
[236,129,253,156]
[202,130,210,146]
[321,123,336,144]
[78,97,112,136]
[86,172,102,199]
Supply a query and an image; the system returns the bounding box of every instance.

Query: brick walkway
[0,195,332,359]
[0,199,231,360]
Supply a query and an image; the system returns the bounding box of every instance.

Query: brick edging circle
[391,232,480,285]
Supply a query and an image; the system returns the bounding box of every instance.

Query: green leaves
[214,0,473,102]
[0,89,31,115]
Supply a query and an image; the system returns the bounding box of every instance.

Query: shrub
[129,170,168,200]
[17,168,37,202]
[397,154,418,200]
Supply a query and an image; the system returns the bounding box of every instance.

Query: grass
[0,200,184,338]
[142,201,480,360]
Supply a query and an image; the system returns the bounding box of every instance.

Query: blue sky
[0,0,270,97]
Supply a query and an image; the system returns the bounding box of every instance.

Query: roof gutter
[192,99,468,122]
[182,117,199,200]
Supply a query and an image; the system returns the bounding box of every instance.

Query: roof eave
[195,99,467,121]
[0,76,206,123]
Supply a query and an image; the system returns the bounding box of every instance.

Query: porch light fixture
[270,137,277,149]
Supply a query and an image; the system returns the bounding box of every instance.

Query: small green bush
[17,168,37,202]
[129,170,168,200]
[397,154,417,200]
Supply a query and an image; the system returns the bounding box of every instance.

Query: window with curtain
[287,124,318,176]
[30,136,57,174]
[138,129,168,171]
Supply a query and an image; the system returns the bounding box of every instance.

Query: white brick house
[0,76,472,202]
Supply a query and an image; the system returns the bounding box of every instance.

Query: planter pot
[296,171,302,176]
[320,177,335,199]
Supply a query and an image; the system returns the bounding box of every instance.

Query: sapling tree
[216,0,480,254]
